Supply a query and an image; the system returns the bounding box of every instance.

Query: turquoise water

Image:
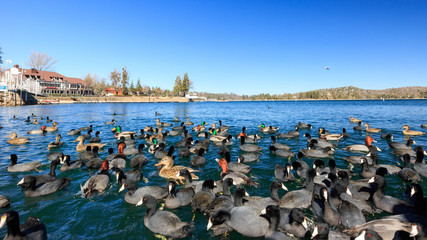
[0,100,426,239]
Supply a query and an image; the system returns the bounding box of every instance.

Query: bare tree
[110,69,121,94]
[27,52,57,71]
[84,73,95,88]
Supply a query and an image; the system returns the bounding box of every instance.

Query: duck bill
[311,225,318,239]
[346,187,353,197]
[355,230,366,240]
[302,217,308,230]
[409,224,418,237]
[17,178,24,186]
[118,184,125,193]
[207,219,213,230]
[282,184,288,191]
[261,208,266,214]
[136,199,143,206]
[154,162,163,167]
[368,177,375,183]
[410,187,415,197]
[0,214,7,229]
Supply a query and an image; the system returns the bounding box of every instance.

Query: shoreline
[2,95,425,106]
[42,97,426,104]
[36,96,191,104]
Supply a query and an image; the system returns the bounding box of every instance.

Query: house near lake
[0,65,93,96]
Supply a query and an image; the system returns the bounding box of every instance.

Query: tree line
[0,48,194,97]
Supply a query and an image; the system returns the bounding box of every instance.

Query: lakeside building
[104,88,123,96]
[0,65,92,96]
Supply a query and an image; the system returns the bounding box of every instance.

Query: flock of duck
[1,113,427,239]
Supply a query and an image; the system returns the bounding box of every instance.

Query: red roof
[21,68,84,85]
[67,77,85,84]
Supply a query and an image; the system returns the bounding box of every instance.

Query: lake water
[0,100,426,239]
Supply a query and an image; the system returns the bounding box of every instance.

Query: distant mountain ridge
[195,86,427,100]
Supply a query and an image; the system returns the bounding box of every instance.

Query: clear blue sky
[1,0,426,95]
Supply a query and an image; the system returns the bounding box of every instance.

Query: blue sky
[1,0,426,95]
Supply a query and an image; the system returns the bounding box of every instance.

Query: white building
[0,65,91,95]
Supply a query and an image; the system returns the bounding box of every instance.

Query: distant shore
[34,96,426,105]
[36,96,191,104]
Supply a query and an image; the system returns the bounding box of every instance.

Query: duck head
[9,154,18,166]
[207,210,230,230]
[7,132,18,138]
[217,158,228,172]
[365,136,374,146]
[73,136,84,142]
[100,160,109,172]
[117,142,126,154]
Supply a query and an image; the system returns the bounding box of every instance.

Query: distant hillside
[195,86,427,101]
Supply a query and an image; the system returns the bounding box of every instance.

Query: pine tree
[121,67,129,95]
[181,73,192,96]
[129,80,135,94]
[173,75,182,96]
[135,78,142,95]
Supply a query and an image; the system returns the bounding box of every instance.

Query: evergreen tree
[129,80,135,94]
[0,47,3,64]
[181,73,192,96]
[121,67,129,95]
[135,78,142,95]
[173,75,182,96]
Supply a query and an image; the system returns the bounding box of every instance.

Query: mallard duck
[209,132,228,142]
[185,117,194,126]
[402,125,425,136]
[73,135,106,152]
[350,116,362,123]
[192,122,208,132]
[48,134,63,149]
[154,156,199,183]
[104,119,115,125]
[6,132,29,145]
[318,127,343,141]
[174,116,181,122]
[156,118,172,127]
[259,123,279,134]
[364,123,381,133]
[45,122,58,132]
[27,126,47,134]
[218,120,229,131]
[115,131,137,139]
